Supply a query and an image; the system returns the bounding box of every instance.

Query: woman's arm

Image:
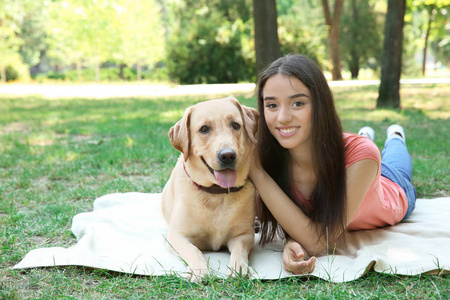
[250,158,378,256]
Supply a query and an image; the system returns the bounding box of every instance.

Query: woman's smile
[278,126,300,136]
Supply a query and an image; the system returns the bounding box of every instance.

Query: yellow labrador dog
[161,97,258,281]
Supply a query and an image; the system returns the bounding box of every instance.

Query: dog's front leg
[227,233,254,277]
[167,230,209,281]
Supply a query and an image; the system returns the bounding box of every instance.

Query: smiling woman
[250,54,418,275]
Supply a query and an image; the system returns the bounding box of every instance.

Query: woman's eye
[265,103,277,109]
[232,122,241,130]
[199,125,210,133]
[293,101,304,107]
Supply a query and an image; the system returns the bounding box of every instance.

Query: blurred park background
[1,0,449,86]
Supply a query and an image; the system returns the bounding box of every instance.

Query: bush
[2,58,30,82]
[166,13,254,84]
[5,65,19,81]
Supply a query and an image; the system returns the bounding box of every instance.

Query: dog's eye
[199,125,210,133]
[232,122,241,130]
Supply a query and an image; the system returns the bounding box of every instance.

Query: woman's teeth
[279,127,297,133]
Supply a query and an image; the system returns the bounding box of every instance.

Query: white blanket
[13,193,450,282]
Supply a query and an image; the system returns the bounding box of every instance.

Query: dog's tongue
[214,169,237,188]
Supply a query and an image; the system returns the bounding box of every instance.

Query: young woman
[250,54,417,274]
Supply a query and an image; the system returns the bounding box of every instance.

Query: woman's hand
[283,238,316,274]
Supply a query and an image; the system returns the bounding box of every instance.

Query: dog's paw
[184,266,209,283]
[227,263,254,278]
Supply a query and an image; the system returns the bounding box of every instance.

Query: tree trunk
[322,0,344,81]
[119,63,126,80]
[253,0,281,75]
[349,0,360,79]
[376,0,406,109]
[422,5,434,76]
[349,50,359,79]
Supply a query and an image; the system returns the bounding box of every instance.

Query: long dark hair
[255,54,347,246]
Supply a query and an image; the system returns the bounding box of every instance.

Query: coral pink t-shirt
[293,133,408,230]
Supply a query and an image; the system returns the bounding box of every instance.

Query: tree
[322,0,344,80]
[377,0,407,108]
[277,0,327,66]
[114,0,165,81]
[46,0,88,80]
[340,0,382,79]
[0,25,24,82]
[46,0,123,81]
[253,0,281,75]
[17,0,48,72]
[411,0,450,75]
[166,0,254,84]
[429,4,450,69]
[81,0,120,81]
[0,0,30,82]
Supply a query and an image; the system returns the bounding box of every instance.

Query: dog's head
[169,97,259,188]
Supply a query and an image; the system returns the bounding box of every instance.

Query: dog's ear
[241,105,259,144]
[169,106,193,161]
[229,97,259,144]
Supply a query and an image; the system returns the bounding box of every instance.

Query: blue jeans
[380,136,417,220]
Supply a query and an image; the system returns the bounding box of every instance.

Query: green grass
[1,84,449,299]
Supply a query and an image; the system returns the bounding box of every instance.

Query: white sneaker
[358,126,375,141]
[386,124,406,143]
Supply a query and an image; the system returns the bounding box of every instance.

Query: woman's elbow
[304,240,329,257]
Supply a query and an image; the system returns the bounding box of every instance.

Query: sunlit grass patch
[159,109,186,121]
[401,84,450,119]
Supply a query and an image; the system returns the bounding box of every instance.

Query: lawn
[1,83,449,299]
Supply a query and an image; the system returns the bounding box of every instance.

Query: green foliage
[5,66,19,81]
[432,38,450,67]
[0,0,48,78]
[1,54,30,82]
[0,8,28,81]
[339,0,383,78]
[403,0,450,76]
[1,0,450,83]
[44,0,165,81]
[46,0,119,69]
[17,1,47,67]
[277,1,327,67]
[166,4,254,84]
[113,0,165,76]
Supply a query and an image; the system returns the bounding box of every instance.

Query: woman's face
[262,73,313,150]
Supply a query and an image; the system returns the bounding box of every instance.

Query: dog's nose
[218,148,236,164]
